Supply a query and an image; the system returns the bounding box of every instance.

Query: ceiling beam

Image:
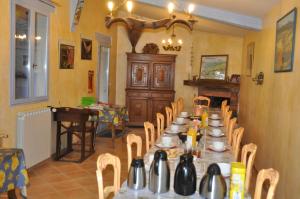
[137,0,262,30]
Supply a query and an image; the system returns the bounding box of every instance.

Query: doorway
[96,33,111,103]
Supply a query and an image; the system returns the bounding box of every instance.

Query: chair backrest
[254,168,279,199]
[96,153,121,199]
[156,113,164,138]
[221,100,227,112]
[241,143,257,193]
[171,102,178,118]
[177,97,184,113]
[224,110,232,131]
[193,96,211,107]
[227,117,237,145]
[222,105,230,118]
[126,134,142,171]
[232,127,244,161]
[144,121,155,152]
[165,107,173,127]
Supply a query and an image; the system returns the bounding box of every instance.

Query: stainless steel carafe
[127,157,146,190]
[149,150,170,193]
[199,163,227,199]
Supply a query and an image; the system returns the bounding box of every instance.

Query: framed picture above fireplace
[199,55,228,80]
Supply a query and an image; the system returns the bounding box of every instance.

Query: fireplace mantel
[183,80,240,114]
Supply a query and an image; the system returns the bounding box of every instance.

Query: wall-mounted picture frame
[59,41,75,69]
[246,42,255,77]
[88,70,94,93]
[81,38,92,60]
[199,55,228,80]
[274,8,297,72]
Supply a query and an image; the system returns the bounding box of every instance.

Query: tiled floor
[0,128,146,199]
[1,127,260,199]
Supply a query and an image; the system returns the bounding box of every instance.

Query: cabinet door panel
[152,63,173,90]
[127,97,149,125]
[129,62,149,89]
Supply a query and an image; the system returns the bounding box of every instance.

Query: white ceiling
[189,0,279,17]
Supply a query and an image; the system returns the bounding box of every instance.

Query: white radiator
[17,108,52,168]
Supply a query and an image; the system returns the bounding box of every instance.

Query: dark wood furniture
[126,53,176,126]
[53,107,98,163]
[184,79,240,114]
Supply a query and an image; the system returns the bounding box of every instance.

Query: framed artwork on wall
[246,42,255,76]
[81,38,92,60]
[59,41,75,69]
[88,70,94,93]
[274,8,297,72]
[199,55,228,80]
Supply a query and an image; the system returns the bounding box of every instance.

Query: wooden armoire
[126,53,176,126]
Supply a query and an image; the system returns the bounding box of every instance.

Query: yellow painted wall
[116,26,243,110]
[239,0,300,198]
[0,0,117,147]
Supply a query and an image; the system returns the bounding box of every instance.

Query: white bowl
[176,117,185,124]
[211,114,219,119]
[217,163,231,177]
[211,128,222,136]
[180,112,188,117]
[171,124,180,132]
[212,141,225,151]
[161,136,172,146]
[210,120,220,126]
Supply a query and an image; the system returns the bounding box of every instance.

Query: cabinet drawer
[151,92,174,99]
[127,91,150,98]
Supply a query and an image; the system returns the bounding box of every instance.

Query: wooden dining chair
[96,153,121,199]
[171,102,178,118]
[126,134,142,171]
[232,127,244,161]
[224,110,232,132]
[144,122,155,152]
[156,113,164,138]
[254,168,279,199]
[177,97,184,113]
[221,100,227,112]
[165,107,173,127]
[227,117,237,145]
[222,105,230,118]
[193,96,211,107]
[241,143,257,193]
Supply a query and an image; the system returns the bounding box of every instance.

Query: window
[11,0,53,105]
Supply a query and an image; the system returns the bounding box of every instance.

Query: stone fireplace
[184,80,240,114]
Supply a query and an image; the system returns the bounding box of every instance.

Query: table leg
[7,189,17,199]
[111,124,116,148]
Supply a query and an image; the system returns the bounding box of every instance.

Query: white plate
[208,145,227,152]
[155,143,177,149]
[165,129,181,134]
[172,121,187,125]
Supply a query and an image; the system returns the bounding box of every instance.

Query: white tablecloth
[114,109,251,199]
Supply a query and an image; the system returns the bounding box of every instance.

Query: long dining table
[114,109,251,199]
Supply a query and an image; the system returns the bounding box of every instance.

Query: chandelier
[162,26,183,51]
[105,0,197,53]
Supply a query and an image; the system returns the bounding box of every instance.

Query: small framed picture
[59,42,75,69]
[81,38,92,60]
[199,55,228,80]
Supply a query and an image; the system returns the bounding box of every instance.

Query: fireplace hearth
[184,79,240,114]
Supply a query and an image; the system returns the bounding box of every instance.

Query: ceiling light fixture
[105,0,197,53]
[162,26,182,51]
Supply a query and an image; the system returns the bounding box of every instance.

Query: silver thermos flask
[127,157,146,190]
[149,150,170,193]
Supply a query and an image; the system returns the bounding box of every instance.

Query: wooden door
[127,62,150,89]
[151,63,174,90]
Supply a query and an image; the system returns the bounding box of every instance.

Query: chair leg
[80,131,86,162]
